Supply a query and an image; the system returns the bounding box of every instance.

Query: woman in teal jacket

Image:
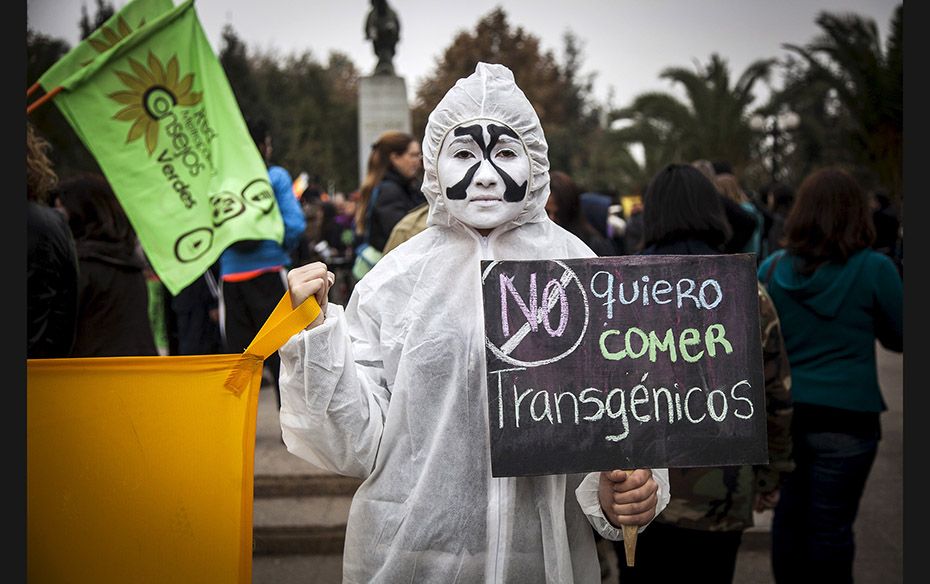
[758,167,902,584]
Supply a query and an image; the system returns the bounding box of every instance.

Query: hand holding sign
[598,469,658,566]
[482,255,766,568]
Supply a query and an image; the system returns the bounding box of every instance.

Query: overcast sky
[27,0,899,109]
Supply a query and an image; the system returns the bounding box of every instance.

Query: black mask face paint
[487,124,528,202]
[444,124,528,202]
[445,125,485,200]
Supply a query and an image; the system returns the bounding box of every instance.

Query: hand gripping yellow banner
[27,294,319,584]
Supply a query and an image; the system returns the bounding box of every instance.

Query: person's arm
[277,262,389,478]
[871,253,903,352]
[364,10,375,40]
[754,284,794,510]
[27,205,79,358]
[575,468,670,541]
[268,166,308,253]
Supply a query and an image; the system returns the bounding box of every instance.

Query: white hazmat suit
[278,62,669,583]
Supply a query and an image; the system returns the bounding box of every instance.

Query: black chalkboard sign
[481,254,767,477]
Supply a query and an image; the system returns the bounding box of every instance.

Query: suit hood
[768,249,869,318]
[421,62,550,236]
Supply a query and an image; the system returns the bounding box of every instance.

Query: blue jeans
[771,431,878,583]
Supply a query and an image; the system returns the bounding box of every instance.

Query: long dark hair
[355,130,416,235]
[54,172,137,248]
[783,167,875,275]
[549,170,593,228]
[642,163,731,250]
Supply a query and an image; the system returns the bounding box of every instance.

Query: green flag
[36,0,174,91]
[51,0,284,295]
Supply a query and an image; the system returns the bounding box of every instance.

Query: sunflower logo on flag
[109,51,203,155]
[82,15,147,65]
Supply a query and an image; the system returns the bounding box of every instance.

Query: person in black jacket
[168,261,223,355]
[761,181,795,259]
[870,188,901,273]
[618,163,794,584]
[354,130,424,254]
[546,170,617,256]
[54,172,158,357]
[26,122,79,359]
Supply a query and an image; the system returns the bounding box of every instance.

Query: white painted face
[437,119,530,232]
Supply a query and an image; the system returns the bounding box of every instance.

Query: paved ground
[252,343,903,583]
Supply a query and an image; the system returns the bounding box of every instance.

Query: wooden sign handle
[621,524,638,567]
[620,469,638,567]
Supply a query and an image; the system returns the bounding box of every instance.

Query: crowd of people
[26,59,903,584]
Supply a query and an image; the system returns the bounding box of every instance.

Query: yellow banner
[27,293,319,583]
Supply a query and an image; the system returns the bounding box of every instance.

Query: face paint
[438,119,530,232]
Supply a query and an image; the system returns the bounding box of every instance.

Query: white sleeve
[277,301,390,479]
[574,468,671,541]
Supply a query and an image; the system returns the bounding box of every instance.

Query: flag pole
[27,82,41,97]
[26,86,62,115]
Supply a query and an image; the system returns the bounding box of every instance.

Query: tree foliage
[79,0,115,40]
[610,53,774,186]
[25,3,903,207]
[217,26,361,194]
[771,4,902,200]
[410,9,606,188]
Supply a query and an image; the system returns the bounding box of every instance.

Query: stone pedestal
[357,75,412,187]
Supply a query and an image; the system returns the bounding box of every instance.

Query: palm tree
[609,53,774,179]
[775,4,902,200]
[579,123,656,196]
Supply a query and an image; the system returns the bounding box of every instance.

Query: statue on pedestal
[365,0,400,76]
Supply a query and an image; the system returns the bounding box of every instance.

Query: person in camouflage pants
[614,163,793,583]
